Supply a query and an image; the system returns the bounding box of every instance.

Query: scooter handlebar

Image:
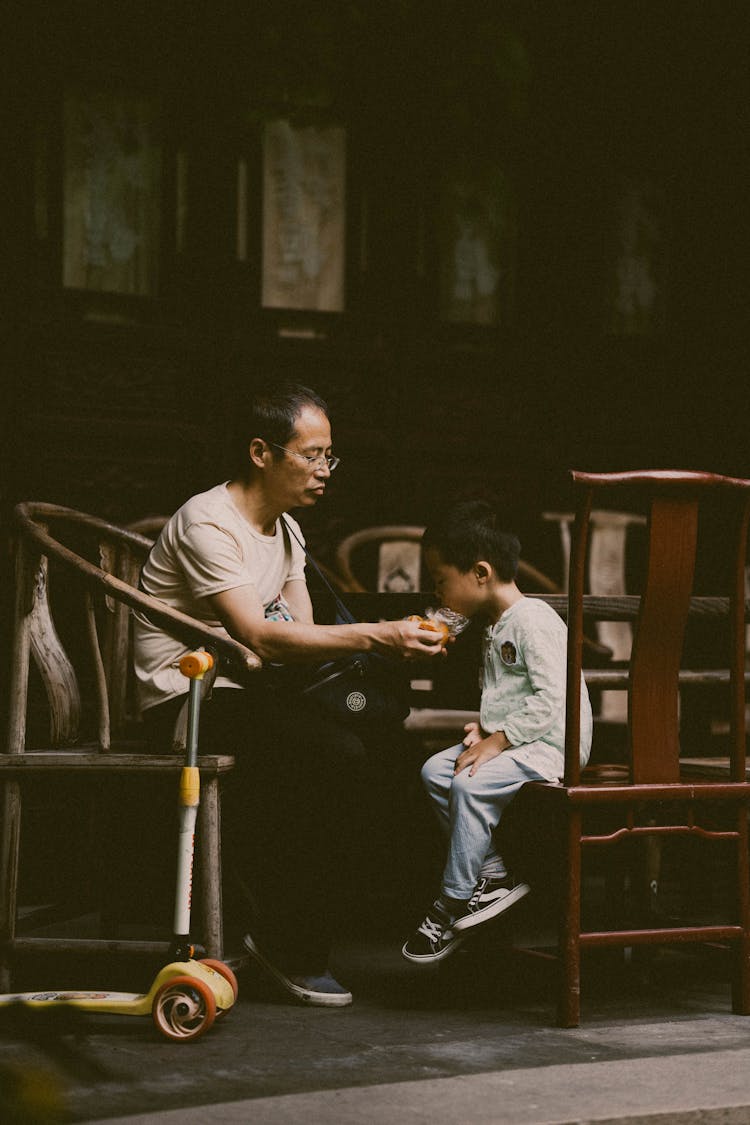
[179,650,215,679]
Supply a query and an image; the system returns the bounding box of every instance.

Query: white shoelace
[468,879,488,908]
[418,915,446,941]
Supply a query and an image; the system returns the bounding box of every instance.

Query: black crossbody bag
[271,518,411,727]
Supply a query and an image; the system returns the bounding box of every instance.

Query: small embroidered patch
[500,641,517,665]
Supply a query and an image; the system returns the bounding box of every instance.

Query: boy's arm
[491,624,567,748]
[454,729,512,777]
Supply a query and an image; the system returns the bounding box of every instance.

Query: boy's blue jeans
[421,741,565,901]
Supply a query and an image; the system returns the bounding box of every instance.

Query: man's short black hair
[422,500,521,582]
[234,381,330,477]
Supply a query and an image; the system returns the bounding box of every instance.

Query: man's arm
[281,578,314,625]
[206,584,445,664]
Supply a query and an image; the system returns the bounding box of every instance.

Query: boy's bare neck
[488,581,524,623]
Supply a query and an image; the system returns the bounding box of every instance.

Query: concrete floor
[4,916,750,1124]
[4,749,749,1124]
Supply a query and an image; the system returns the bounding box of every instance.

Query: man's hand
[374,618,447,660]
[455,730,511,777]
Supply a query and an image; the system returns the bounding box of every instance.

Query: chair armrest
[15,501,263,684]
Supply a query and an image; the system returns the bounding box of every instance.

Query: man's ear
[248,438,268,470]
[474,561,492,584]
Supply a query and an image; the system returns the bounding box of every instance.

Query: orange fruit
[407,614,449,643]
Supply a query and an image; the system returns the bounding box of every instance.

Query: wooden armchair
[0,502,261,988]
[517,471,750,1027]
[334,524,561,597]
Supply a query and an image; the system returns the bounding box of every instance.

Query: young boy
[402,500,593,964]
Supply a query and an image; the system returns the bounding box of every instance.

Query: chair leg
[0,781,22,991]
[558,808,582,1027]
[732,805,750,1014]
[197,777,224,960]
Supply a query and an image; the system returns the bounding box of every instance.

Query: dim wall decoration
[608,177,664,335]
[63,92,162,297]
[438,160,516,327]
[262,118,346,312]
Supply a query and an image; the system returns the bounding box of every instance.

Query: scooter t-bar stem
[171,650,215,958]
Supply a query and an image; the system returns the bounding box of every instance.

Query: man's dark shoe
[243,933,352,1006]
[452,875,530,932]
[402,902,462,964]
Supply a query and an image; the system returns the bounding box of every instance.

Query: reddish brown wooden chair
[520,470,750,1027]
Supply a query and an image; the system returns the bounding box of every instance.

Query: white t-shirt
[133,482,306,712]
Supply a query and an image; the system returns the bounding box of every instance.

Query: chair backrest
[544,509,647,723]
[564,471,750,786]
[8,502,261,754]
[335,524,561,595]
[334,526,426,593]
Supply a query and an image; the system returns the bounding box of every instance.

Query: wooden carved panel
[438,159,516,326]
[262,119,346,312]
[608,177,664,335]
[63,91,162,297]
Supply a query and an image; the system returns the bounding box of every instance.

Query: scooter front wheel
[152,975,217,1041]
[200,958,239,1004]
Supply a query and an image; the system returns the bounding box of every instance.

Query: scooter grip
[179,766,200,807]
[179,651,214,679]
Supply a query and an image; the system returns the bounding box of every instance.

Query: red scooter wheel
[152,975,217,1041]
[200,958,239,1003]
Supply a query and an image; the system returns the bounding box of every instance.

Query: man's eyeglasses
[267,441,340,472]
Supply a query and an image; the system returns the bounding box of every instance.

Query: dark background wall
[2,0,749,592]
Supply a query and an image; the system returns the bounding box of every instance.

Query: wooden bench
[0,502,261,989]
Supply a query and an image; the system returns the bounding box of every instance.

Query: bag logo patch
[346,690,367,713]
[500,642,517,666]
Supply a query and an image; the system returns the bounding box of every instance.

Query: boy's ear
[474,561,492,584]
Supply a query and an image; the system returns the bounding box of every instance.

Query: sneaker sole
[242,934,353,1007]
[452,883,531,932]
[401,936,463,964]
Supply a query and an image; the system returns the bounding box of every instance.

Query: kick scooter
[0,650,238,1041]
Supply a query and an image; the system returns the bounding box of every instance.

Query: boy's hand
[462,721,483,749]
[455,730,511,777]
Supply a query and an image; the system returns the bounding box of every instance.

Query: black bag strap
[281,516,357,625]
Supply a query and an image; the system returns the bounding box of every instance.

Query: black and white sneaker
[452,875,530,932]
[402,902,462,964]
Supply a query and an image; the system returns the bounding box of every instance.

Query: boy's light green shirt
[480,597,593,766]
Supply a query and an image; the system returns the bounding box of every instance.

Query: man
[134,383,443,1006]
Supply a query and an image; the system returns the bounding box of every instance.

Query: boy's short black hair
[422,500,521,582]
[234,381,330,477]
